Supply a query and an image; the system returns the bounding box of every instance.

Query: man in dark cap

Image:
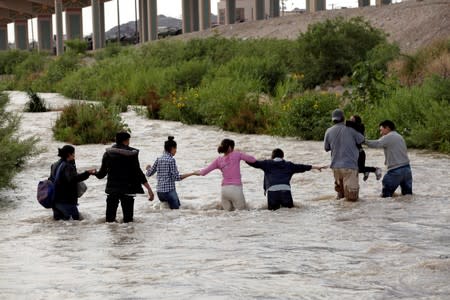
[95,131,154,222]
[324,109,365,201]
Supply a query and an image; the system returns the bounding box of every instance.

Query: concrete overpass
[0,0,392,55]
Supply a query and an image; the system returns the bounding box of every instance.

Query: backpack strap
[52,162,65,183]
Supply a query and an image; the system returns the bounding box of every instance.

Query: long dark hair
[217,139,235,154]
[164,136,177,152]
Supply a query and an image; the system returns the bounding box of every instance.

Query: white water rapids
[0,91,449,299]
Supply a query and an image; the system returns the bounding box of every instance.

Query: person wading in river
[324,109,365,201]
[95,132,154,222]
[247,148,326,210]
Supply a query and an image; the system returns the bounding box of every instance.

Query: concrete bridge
[0,0,392,55]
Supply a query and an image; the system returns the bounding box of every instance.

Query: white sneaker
[375,168,382,180]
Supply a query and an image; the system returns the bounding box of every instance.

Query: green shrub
[53,103,128,144]
[0,92,38,189]
[24,90,47,112]
[361,76,450,153]
[12,51,49,89]
[295,17,389,88]
[65,39,88,55]
[274,92,341,140]
[0,50,30,74]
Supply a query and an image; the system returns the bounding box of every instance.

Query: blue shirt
[146,152,181,193]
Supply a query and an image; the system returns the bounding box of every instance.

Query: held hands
[87,169,97,175]
[313,165,329,172]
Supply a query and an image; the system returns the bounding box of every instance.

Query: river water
[0,91,449,299]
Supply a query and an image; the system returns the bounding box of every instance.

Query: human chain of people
[40,108,412,222]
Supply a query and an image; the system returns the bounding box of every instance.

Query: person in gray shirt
[365,120,412,197]
[324,109,365,201]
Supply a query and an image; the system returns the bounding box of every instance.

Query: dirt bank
[175,0,450,53]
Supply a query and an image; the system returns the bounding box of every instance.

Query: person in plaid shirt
[146,136,196,209]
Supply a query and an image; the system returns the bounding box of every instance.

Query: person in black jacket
[50,145,96,220]
[95,132,154,223]
[247,148,325,210]
[346,115,382,181]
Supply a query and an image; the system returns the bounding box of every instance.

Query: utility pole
[117,0,121,43]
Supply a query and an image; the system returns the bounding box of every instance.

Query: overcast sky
[7,0,389,43]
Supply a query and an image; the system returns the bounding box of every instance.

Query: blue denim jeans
[157,190,181,209]
[53,203,80,220]
[382,164,413,197]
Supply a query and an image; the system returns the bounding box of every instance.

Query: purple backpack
[36,163,64,209]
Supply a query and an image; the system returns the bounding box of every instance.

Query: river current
[0,91,449,299]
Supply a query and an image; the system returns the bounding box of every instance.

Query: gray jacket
[366,131,410,170]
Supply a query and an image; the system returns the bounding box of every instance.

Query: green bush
[295,17,389,88]
[65,39,88,55]
[274,92,341,140]
[0,92,38,189]
[53,103,128,145]
[12,51,49,89]
[361,76,450,153]
[24,90,48,112]
[0,50,30,74]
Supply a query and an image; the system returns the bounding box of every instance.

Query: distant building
[217,0,275,24]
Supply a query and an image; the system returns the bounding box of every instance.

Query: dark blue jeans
[106,194,135,223]
[157,190,181,209]
[267,190,294,210]
[382,164,413,197]
[53,203,80,220]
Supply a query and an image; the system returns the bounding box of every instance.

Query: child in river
[146,136,196,209]
[346,115,382,181]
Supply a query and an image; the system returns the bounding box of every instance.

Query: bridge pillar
[65,7,83,40]
[148,0,157,41]
[139,0,149,43]
[255,0,265,20]
[92,0,101,49]
[37,15,53,51]
[14,20,28,50]
[199,0,211,30]
[55,0,64,55]
[376,0,391,6]
[270,0,280,17]
[358,0,370,7]
[225,0,236,25]
[99,1,106,47]
[306,0,326,12]
[182,0,199,33]
[0,25,7,50]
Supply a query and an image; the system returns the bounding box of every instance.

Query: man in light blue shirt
[324,109,365,201]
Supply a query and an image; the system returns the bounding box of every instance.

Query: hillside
[174,0,450,53]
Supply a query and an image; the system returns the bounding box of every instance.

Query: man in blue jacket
[247,148,325,210]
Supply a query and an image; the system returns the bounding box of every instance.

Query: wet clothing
[382,164,413,197]
[365,131,410,171]
[200,151,255,211]
[157,190,181,209]
[221,185,246,211]
[96,143,148,222]
[366,131,412,197]
[50,159,90,220]
[346,120,377,174]
[324,122,365,170]
[199,151,256,186]
[146,151,182,192]
[247,158,312,210]
[324,122,364,201]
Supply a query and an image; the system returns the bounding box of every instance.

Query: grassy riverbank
[0,17,449,153]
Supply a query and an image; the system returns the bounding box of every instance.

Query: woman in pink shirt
[196,139,256,211]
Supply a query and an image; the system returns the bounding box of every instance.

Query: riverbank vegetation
[0,92,38,189]
[0,17,449,153]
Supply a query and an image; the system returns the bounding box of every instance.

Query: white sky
[7,0,392,43]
